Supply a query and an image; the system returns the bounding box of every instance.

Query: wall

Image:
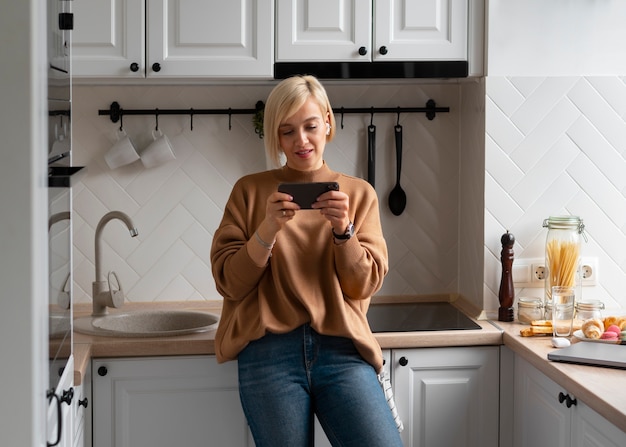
[71,82,465,304]
[483,1,626,316]
[0,1,48,444]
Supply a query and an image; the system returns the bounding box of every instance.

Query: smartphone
[278,182,339,209]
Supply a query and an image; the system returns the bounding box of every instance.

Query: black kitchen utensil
[388,124,406,215]
[367,124,376,187]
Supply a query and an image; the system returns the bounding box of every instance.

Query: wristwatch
[332,221,354,240]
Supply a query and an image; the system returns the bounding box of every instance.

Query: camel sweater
[210,162,388,372]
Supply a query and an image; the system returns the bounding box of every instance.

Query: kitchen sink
[367,302,481,332]
[74,310,219,337]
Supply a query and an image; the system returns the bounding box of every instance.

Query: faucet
[92,211,139,316]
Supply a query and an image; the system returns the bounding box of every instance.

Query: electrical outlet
[581,258,598,285]
[532,264,546,281]
[513,257,599,287]
[513,258,546,287]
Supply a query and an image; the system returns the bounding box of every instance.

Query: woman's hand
[312,190,350,235]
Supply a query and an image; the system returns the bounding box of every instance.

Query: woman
[211,75,403,447]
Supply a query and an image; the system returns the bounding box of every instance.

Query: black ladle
[388,124,406,216]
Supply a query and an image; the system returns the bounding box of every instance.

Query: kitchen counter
[72,296,500,380]
[72,298,626,433]
[495,319,626,433]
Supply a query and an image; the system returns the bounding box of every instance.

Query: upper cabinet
[276,0,468,62]
[72,0,273,79]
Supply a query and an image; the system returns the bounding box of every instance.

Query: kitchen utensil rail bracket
[99,99,450,129]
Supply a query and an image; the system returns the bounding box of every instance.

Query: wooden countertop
[494,319,626,433]
[71,298,626,433]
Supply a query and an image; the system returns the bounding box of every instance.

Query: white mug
[105,129,140,169]
[141,129,176,168]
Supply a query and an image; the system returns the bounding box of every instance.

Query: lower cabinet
[73,361,91,447]
[48,356,75,447]
[91,349,499,446]
[392,346,500,447]
[92,356,254,447]
[513,355,626,447]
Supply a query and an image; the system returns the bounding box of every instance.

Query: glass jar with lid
[517,297,544,324]
[575,300,605,321]
[543,216,586,306]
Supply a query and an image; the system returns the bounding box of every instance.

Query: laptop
[548,341,626,369]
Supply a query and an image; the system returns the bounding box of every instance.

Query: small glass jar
[518,297,544,324]
[575,300,605,321]
[544,301,553,321]
[543,216,586,304]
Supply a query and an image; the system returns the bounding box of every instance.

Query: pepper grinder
[498,231,515,322]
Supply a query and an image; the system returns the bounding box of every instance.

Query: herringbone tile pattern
[484,76,626,312]
[71,83,462,303]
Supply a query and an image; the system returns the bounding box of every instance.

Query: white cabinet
[48,356,75,447]
[92,356,253,447]
[513,356,626,447]
[72,0,273,79]
[392,346,499,447]
[276,0,468,62]
[73,362,91,447]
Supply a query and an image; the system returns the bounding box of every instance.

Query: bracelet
[254,230,274,250]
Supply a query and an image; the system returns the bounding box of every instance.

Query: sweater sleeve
[333,182,388,300]
[210,179,267,302]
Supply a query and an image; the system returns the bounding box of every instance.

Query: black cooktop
[367,302,481,332]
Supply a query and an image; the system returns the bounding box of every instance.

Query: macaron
[600,331,618,340]
[621,330,626,341]
[606,324,621,335]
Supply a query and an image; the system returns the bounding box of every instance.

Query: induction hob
[367,302,481,332]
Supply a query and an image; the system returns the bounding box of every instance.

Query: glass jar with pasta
[542,216,586,307]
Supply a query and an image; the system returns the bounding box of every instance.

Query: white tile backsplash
[72,83,464,304]
[485,76,626,314]
[71,77,626,315]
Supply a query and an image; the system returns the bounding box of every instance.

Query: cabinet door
[92,356,253,447]
[393,347,499,447]
[72,0,145,78]
[147,0,273,78]
[375,0,468,61]
[513,356,571,447]
[48,356,75,447]
[276,0,372,61]
[571,400,626,447]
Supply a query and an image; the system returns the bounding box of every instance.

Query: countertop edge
[71,300,626,433]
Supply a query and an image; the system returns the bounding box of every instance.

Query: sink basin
[74,310,219,337]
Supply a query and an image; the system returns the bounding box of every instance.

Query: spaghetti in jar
[542,216,586,307]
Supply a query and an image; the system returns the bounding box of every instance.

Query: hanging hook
[190,108,194,131]
[119,113,124,132]
[396,107,401,126]
[340,107,345,129]
[370,107,375,126]
[228,108,232,131]
[155,108,159,131]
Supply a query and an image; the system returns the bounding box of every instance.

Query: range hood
[274,61,468,80]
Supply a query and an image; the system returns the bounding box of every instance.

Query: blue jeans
[237,324,404,447]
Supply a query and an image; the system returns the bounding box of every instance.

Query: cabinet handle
[46,390,62,447]
[399,356,408,366]
[130,62,139,72]
[558,391,577,408]
[358,46,367,56]
[60,387,74,405]
[565,395,577,408]
[78,397,89,408]
[379,46,388,55]
[98,366,108,377]
[152,62,162,72]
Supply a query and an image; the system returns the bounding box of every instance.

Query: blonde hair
[263,75,336,167]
